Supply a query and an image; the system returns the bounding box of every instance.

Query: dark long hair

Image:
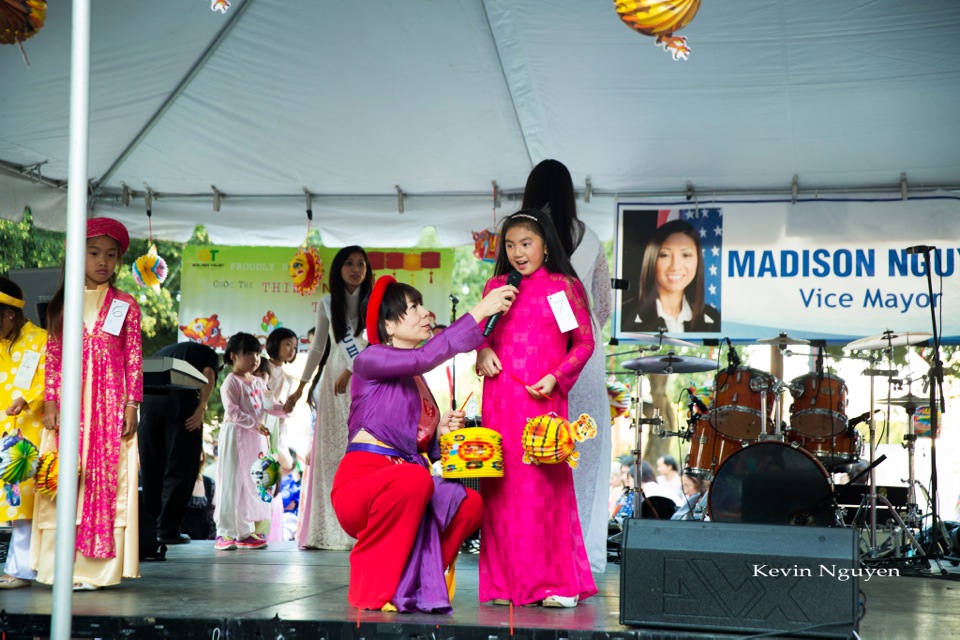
[329,246,374,343]
[46,235,122,337]
[637,219,705,322]
[521,159,581,257]
[493,209,579,280]
[0,277,26,352]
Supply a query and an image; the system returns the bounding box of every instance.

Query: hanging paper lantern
[606,377,630,423]
[614,0,702,61]
[0,431,39,484]
[132,244,169,290]
[250,452,281,503]
[0,0,47,46]
[422,251,441,283]
[521,413,598,468]
[472,228,499,263]
[288,246,323,297]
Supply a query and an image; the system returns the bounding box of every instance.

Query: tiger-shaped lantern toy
[521,413,598,469]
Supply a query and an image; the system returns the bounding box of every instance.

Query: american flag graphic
[657,207,723,311]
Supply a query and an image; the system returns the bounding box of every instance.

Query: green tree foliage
[0,207,65,272]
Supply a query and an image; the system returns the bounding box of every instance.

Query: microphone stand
[916,248,950,562]
[449,293,459,410]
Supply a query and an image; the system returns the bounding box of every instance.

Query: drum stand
[629,369,664,518]
[853,366,926,563]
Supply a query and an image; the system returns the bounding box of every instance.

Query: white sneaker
[542,594,578,608]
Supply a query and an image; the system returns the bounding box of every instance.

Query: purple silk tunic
[348,313,485,612]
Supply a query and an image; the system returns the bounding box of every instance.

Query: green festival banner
[179,246,454,349]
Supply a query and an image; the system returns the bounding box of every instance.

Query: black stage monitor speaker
[620,519,859,638]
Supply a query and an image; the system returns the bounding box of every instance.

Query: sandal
[0,576,32,589]
[73,582,101,591]
[542,594,578,608]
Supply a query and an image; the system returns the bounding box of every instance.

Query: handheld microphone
[686,387,709,413]
[725,337,741,369]
[905,245,935,255]
[848,409,880,429]
[482,270,522,337]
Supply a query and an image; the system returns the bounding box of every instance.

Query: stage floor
[2,541,959,639]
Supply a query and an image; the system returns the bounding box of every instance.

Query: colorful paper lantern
[614,0,702,61]
[521,413,598,468]
[250,452,281,503]
[132,244,169,290]
[288,246,323,297]
[0,431,39,484]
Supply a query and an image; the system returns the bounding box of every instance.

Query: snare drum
[707,366,779,440]
[787,428,862,471]
[789,372,848,438]
[685,419,743,479]
[708,441,832,526]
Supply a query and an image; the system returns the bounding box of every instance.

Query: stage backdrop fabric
[614,196,960,344]
[179,246,454,349]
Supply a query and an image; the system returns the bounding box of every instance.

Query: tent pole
[51,0,92,637]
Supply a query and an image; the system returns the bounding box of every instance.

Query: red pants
[330,451,483,609]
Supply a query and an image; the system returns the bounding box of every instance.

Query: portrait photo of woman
[619,214,721,334]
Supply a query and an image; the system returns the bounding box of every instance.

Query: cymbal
[756,332,810,347]
[631,332,698,348]
[887,393,929,408]
[623,353,717,374]
[845,331,932,351]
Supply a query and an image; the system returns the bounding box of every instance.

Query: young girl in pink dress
[34,217,143,591]
[214,332,287,550]
[476,208,597,607]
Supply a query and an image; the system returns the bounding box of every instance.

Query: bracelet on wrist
[125,401,140,408]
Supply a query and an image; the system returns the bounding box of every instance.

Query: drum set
[621,329,937,554]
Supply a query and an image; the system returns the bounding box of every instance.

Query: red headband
[365,275,397,346]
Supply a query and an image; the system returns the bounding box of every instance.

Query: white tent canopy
[2,0,959,247]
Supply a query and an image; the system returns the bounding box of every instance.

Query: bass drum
[708,442,833,526]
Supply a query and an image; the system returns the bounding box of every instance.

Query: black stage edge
[0,540,957,639]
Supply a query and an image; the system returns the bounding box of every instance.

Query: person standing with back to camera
[476,209,597,607]
[622,219,720,333]
[34,217,143,591]
[138,340,218,546]
[284,246,374,550]
[522,158,613,574]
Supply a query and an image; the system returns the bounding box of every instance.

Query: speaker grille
[620,520,859,638]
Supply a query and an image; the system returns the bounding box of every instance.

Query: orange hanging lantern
[614,0,702,61]
[0,0,47,46]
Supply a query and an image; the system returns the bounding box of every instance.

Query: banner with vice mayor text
[613,194,960,344]
[179,246,454,350]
